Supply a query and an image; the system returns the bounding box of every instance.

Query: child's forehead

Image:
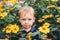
[21,11,33,15]
[20,12,34,17]
[20,8,34,15]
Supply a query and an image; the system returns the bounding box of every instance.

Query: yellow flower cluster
[56,17,60,23]
[47,4,55,8]
[38,18,45,23]
[0,3,7,19]
[0,8,3,12]
[0,12,7,19]
[46,0,58,2]
[38,22,50,34]
[57,6,60,13]
[3,0,8,2]
[2,24,19,34]
[0,4,3,8]
[51,0,58,2]
[26,32,32,40]
[3,0,17,6]
[8,0,17,6]
[57,6,60,10]
[38,14,53,22]
[42,14,53,19]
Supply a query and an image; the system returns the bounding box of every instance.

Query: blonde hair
[18,5,35,17]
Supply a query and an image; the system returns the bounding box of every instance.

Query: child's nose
[25,20,29,24]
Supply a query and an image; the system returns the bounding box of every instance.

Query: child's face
[19,13,35,29]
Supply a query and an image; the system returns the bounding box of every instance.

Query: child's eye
[28,19,32,20]
[22,19,26,20]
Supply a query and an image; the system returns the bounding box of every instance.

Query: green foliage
[0,0,60,40]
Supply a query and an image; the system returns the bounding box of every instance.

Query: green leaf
[31,31,41,37]
[40,34,47,39]
[51,28,58,31]
[19,38,27,40]
[5,15,15,23]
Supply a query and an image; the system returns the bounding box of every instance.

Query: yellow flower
[7,9,10,13]
[11,24,19,34]
[0,4,3,7]
[0,8,3,12]
[5,27,11,33]
[5,38,9,40]
[7,24,13,27]
[51,0,58,2]
[47,4,55,8]
[42,15,49,19]
[6,8,11,13]
[57,6,60,10]
[8,0,17,5]
[38,26,50,34]
[26,32,32,36]
[38,18,45,22]
[26,35,31,38]
[56,17,60,23]
[2,28,5,32]
[28,38,32,40]
[5,24,13,33]
[26,35,32,40]
[49,13,53,18]
[26,32,32,40]
[0,12,7,19]
[2,12,7,17]
[3,0,9,2]
[43,22,50,28]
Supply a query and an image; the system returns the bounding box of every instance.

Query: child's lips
[25,25,29,26]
